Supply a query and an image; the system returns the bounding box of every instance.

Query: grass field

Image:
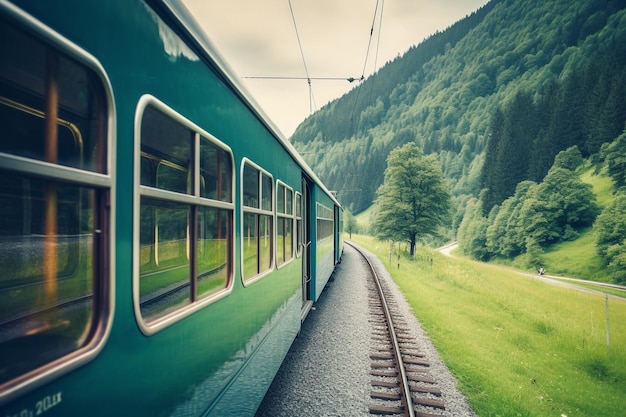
[349,234,626,417]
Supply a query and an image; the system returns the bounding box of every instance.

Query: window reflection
[197,207,230,299]
[139,198,191,322]
[0,174,96,384]
[200,141,232,202]
[261,174,272,211]
[259,214,272,272]
[141,106,192,194]
[243,164,259,208]
[243,212,258,280]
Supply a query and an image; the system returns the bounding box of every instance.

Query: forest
[290,0,626,283]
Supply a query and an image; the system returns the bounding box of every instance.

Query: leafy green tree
[539,165,599,228]
[552,145,584,171]
[595,191,626,257]
[602,130,626,188]
[595,191,626,283]
[373,143,451,256]
[344,211,358,239]
[457,196,489,260]
[486,181,538,257]
[518,163,599,249]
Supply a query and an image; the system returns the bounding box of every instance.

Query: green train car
[0,1,343,415]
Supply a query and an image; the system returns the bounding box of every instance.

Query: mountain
[290,0,626,215]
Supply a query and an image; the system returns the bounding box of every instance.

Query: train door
[300,177,313,319]
[334,205,341,264]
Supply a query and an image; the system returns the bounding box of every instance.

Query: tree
[344,211,358,238]
[534,165,599,231]
[486,180,538,257]
[458,197,490,260]
[602,130,626,188]
[595,191,626,283]
[552,145,584,171]
[372,142,451,256]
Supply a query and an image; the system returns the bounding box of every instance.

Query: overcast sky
[181,0,490,137]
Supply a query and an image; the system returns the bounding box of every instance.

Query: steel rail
[346,241,415,417]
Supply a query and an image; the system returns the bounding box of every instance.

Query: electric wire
[366,0,385,106]
[359,0,380,80]
[243,76,362,82]
[242,0,386,128]
[351,0,385,131]
[288,0,317,112]
[373,0,385,76]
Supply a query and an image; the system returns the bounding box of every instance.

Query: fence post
[605,293,610,350]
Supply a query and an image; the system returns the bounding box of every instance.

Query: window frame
[133,94,235,335]
[295,192,303,258]
[240,158,274,285]
[0,2,115,404]
[275,180,295,268]
[316,202,335,243]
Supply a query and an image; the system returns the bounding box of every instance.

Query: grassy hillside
[350,234,626,417]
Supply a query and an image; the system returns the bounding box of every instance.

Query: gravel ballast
[255,243,476,417]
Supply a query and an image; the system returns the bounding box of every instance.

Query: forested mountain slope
[291,0,626,215]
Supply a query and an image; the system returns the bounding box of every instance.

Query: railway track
[346,241,445,417]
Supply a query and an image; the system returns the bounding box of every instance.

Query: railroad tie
[370,391,402,401]
[409,384,442,396]
[412,395,445,410]
[370,369,398,378]
[368,404,404,415]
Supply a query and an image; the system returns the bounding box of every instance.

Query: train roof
[156,0,340,207]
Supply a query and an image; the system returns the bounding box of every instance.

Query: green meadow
[350,234,626,417]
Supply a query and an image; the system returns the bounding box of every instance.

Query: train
[0,1,344,415]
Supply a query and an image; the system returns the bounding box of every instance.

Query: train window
[277,185,285,214]
[135,96,234,333]
[316,203,335,243]
[286,188,293,215]
[0,25,107,174]
[295,192,302,258]
[0,16,112,397]
[242,160,273,282]
[243,164,259,207]
[141,106,192,194]
[276,182,294,267]
[200,140,232,202]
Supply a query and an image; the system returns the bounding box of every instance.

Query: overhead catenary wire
[359,0,381,80]
[367,0,385,105]
[242,0,385,121]
[351,0,385,130]
[288,0,317,113]
[373,0,385,81]
[243,76,363,82]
